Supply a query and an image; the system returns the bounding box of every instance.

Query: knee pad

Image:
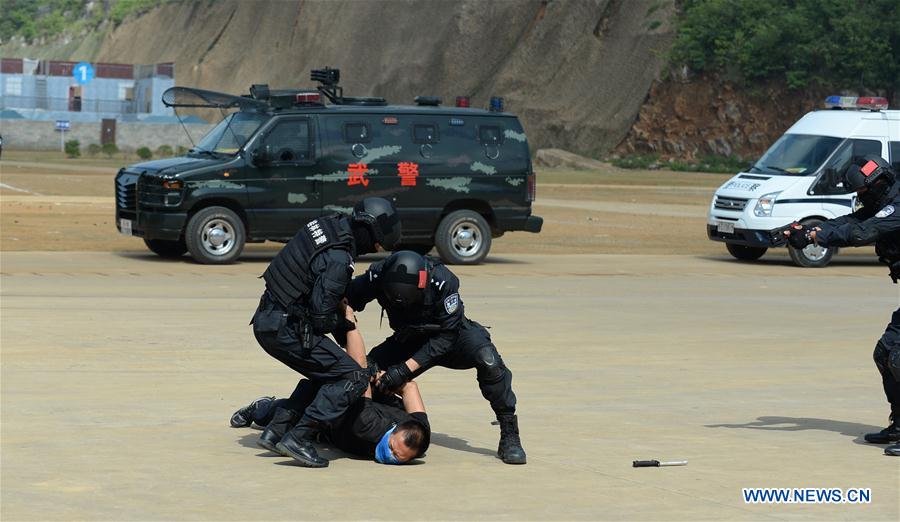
[475,345,506,384]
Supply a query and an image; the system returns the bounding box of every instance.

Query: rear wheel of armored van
[143,238,187,258]
[725,243,767,261]
[185,206,246,264]
[788,218,836,268]
[435,210,492,265]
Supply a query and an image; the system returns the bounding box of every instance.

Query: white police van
[707,96,900,267]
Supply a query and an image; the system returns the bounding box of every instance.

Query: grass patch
[610,153,749,174]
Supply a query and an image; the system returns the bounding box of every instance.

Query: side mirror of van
[251,147,269,165]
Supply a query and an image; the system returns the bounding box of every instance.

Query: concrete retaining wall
[0,119,215,151]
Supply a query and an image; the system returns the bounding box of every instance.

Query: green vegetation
[101,142,119,158]
[86,143,102,157]
[64,139,80,158]
[672,0,900,98]
[0,0,175,44]
[610,153,748,173]
[136,146,152,160]
[155,144,173,157]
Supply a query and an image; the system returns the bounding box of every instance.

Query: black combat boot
[230,396,275,428]
[885,443,900,456]
[863,414,900,444]
[276,423,328,468]
[497,414,527,465]
[257,407,298,454]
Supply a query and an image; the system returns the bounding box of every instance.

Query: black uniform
[252,214,368,430]
[813,183,900,419]
[347,258,517,416]
[250,380,430,458]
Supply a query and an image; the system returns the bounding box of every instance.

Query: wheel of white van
[435,210,492,265]
[143,238,187,258]
[726,243,767,261]
[185,206,246,264]
[788,218,836,268]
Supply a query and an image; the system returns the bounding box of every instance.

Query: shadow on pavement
[429,431,497,457]
[706,416,886,446]
[697,254,880,268]
[237,432,366,463]
[114,249,532,266]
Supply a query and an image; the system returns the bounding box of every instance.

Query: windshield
[195,112,268,155]
[751,134,842,176]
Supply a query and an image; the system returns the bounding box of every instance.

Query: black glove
[366,356,381,379]
[331,317,356,347]
[787,223,812,249]
[377,364,412,394]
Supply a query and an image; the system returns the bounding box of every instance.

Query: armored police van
[115,68,541,264]
[707,96,900,267]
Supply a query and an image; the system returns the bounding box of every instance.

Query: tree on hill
[671,0,900,102]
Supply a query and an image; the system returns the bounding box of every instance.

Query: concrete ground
[2,250,899,521]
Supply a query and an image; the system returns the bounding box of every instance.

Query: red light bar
[456,96,470,108]
[295,92,321,104]
[856,97,889,110]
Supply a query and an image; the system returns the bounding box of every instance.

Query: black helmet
[352,197,401,250]
[842,155,894,192]
[381,251,428,310]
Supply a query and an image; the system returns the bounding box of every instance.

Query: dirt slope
[77,0,674,157]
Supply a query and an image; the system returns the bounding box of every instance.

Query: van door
[811,137,885,217]
[318,114,407,213]
[245,116,321,239]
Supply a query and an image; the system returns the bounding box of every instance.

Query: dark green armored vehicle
[115,68,542,264]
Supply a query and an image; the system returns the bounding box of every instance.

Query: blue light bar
[489,96,504,112]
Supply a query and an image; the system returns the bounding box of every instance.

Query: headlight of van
[753,192,780,217]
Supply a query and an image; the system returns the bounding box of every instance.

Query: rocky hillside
[2,0,676,159]
[616,75,834,161]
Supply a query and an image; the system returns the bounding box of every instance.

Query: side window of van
[343,122,370,143]
[479,126,503,146]
[263,118,311,163]
[479,125,503,160]
[813,138,882,194]
[413,124,439,144]
[890,142,900,171]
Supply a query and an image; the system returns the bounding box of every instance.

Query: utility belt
[255,290,314,354]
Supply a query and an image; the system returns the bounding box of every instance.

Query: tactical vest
[262,214,354,309]
[875,184,900,265]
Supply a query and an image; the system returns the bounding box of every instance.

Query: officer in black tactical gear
[784,155,900,457]
[251,197,400,467]
[346,250,527,464]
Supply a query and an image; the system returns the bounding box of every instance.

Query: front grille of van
[115,172,138,218]
[714,196,748,212]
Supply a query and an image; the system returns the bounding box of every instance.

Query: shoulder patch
[443,293,459,314]
[876,205,895,218]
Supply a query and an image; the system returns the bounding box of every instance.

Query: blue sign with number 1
[73,62,94,85]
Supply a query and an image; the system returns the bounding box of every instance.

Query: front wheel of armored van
[787,218,836,268]
[185,206,246,264]
[435,210,492,265]
[143,238,188,259]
